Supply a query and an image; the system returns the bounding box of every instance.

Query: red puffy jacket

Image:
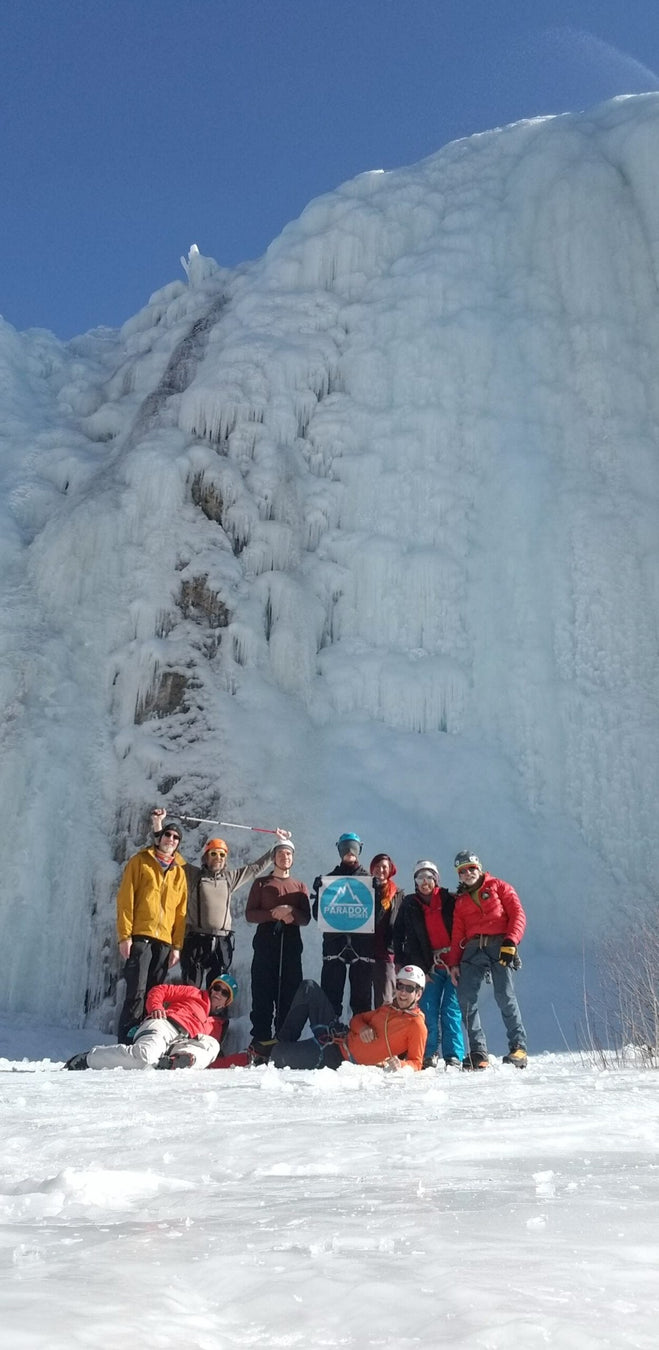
[448,874,526,966]
[145,983,221,1039]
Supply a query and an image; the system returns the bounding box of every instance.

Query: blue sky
[2,0,659,339]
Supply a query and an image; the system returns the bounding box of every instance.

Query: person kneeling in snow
[242,966,427,1071]
[65,975,237,1071]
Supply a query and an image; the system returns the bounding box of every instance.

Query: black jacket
[312,862,373,957]
[393,888,457,974]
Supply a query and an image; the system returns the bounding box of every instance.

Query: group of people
[65,810,528,1074]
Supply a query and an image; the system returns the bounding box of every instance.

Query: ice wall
[1,96,658,1025]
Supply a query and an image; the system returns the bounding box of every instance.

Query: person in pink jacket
[449,852,527,1070]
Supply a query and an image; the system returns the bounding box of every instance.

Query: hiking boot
[329,1019,350,1041]
[312,1021,349,1047]
[462,1051,489,1071]
[422,1053,439,1070]
[248,1039,277,1065]
[64,1052,89,1071]
[156,1051,195,1070]
[444,1056,462,1068]
[502,1047,528,1068]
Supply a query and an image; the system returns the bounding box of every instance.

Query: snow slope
[0,1038,657,1349]
[1,95,659,1027]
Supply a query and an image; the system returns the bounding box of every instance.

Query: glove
[499,941,517,968]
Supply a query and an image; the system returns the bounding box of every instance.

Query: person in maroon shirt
[245,840,310,1045]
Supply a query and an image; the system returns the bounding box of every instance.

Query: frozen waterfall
[1,94,658,1026]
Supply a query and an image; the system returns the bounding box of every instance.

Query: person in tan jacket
[151,807,290,989]
[116,818,187,1042]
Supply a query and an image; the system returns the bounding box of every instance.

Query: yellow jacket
[116,847,188,948]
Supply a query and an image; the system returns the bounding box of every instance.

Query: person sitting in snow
[245,839,310,1046]
[448,852,527,1070]
[151,807,289,990]
[244,966,427,1071]
[393,860,464,1069]
[312,832,374,1018]
[115,816,188,1043]
[64,974,237,1071]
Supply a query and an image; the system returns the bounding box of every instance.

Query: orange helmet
[202,837,229,859]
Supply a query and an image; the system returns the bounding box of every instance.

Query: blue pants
[419,967,465,1061]
[457,937,527,1056]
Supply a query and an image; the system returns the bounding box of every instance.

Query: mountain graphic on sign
[325,882,369,918]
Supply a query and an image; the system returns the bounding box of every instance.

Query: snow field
[0,1050,657,1348]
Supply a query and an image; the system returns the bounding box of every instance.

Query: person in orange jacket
[255,965,427,1071]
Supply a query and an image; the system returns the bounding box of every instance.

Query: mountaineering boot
[312,1021,349,1047]
[156,1051,196,1069]
[502,1047,528,1068]
[444,1056,462,1068]
[248,1039,277,1065]
[462,1051,489,1071]
[64,1052,89,1071]
[422,1053,439,1070]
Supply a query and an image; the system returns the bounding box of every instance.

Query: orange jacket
[343,1003,427,1071]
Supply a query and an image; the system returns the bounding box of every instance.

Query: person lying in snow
[64,975,237,1071]
[209,967,428,1071]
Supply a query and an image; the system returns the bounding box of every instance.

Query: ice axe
[176,813,289,837]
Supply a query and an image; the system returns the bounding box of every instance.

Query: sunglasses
[457,864,479,873]
[396,981,417,994]
[161,830,180,841]
[207,849,227,857]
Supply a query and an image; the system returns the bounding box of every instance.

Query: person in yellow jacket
[116,818,187,1042]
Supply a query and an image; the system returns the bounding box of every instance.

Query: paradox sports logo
[317,876,375,934]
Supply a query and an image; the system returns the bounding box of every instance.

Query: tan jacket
[116,847,188,948]
[184,848,273,936]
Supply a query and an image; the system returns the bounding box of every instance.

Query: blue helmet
[209,973,238,1004]
[336,832,362,856]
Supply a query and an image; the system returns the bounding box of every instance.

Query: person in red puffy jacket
[448,852,528,1070]
[64,976,235,1071]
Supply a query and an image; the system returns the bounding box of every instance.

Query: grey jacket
[184,848,273,936]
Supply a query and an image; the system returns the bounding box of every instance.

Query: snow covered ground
[0,1026,657,1349]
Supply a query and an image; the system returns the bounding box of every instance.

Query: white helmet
[397,964,426,991]
[414,860,439,883]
